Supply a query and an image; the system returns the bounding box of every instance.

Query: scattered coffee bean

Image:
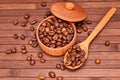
[21,49,27,54]
[20,34,25,40]
[56,64,61,69]
[45,11,52,17]
[5,49,12,54]
[29,27,35,31]
[60,64,65,71]
[56,76,63,80]
[20,22,26,27]
[77,28,82,33]
[40,58,46,63]
[86,20,92,24]
[13,34,19,39]
[24,14,30,19]
[41,2,47,7]
[87,31,92,36]
[30,59,36,65]
[30,19,37,25]
[48,71,56,78]
[21,45,26,50]
[95,59,101,64]
[28,40,33,45]
[105,40,110,46]
[82,24,88,32]
[38,74,46,80]
[11,47,17,54]
[26,56,32,61]
[37,52,43,58]
[32,41,38,48]
[13,20,19,25]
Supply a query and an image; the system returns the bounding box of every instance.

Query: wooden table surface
[0,0,120,80]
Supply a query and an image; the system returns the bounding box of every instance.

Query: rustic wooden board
[0,0,120,80]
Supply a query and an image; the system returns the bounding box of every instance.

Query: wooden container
[36,16,76,56]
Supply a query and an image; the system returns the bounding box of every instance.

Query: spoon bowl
[64,7,117,70]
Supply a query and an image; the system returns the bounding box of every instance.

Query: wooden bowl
[36,16,76,56]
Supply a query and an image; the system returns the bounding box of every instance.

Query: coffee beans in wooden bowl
[36,16,76,56]
[64,44,86,69]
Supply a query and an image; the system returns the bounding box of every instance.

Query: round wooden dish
[36,16,76,56]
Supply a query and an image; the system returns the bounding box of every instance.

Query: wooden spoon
[64,7,117,69]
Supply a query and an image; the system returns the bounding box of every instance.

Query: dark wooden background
[0,0,120,80]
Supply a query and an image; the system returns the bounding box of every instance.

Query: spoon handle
[84,7,117,46]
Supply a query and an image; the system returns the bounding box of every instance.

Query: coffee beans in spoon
[38,17,74,48]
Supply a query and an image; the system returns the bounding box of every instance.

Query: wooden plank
[0,69,120,77]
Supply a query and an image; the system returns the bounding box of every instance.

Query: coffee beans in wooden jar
[38,17,74,48]
[65,44,86,67]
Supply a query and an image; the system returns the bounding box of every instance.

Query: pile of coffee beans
[65,44,85,67]
[38,17,74,48]
[5,47,17,54]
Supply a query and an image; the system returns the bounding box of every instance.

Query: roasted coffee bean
[45,27,50,32]
[105,40,110,46]
[26,55,32,61]
[75,54,81,58]
[77,28,82,33]
[71,56,75,61]
[30,19,37,25]
[13,34,19,39]
[41,2,47,7]
[28,40,33,45]
[80,58,85,63]
[20,34,25,40]
[82,24,88,32]
[87,31,92,36]
[21,45,26,50]
[29,27,35,31]
[13,20,19,25]
[72,61,76,67]
[48,31,55,36]
[43,37,49,44]
[20,22,26,27]
[47,18,54,24]
[58,19,62,23]
[38,74,46,80]
[60,64,65,71]
[32,41,38,48]
[66,60,72,66]
[5,49,12,54]
[30,59,36,65]
[95,59,101,64]
[56,64,61,69]
[45,11,52,17]
[37,53,43,58]
[86,20,92,24]
[56,76,63,80]
[11,47,17,54]
[54,22,59,27]
[21,49,27,54]
[40,58,46,63]
[66,35,73,41]
[24,14,30,19]
[50,43,56,48]
[48,71,56,78]
[76,61,81,66]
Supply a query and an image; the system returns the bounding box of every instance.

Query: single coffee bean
[56,76,63,80]
[45,11,51,17]
[40,58,46,63]
[72,61,76,67]
[48,31,55,36]
[30,19,37,25]
[13,34,19,39]
[21,45,26,50]
[77,28,82,33]
[76,61,81,66]
[30,59,36,65]
[82,24,88,32]
[56,64,61,69]
[95,59,101,64]
[45,27,50,33]
[28,40,33,45]
[20,22,26,27]
[20,34,25,40]
[37,53,43,58]
[11,47,17,54]
[26,56,32,61]
[43,37,49,44]
[38,74,46,80]
[60,64,65,71]
[41,2,47,7]
[13,20,19,25]
[66,60,72,66]
[21,49,27,54]
[105,40,110,46]
[71,56,75,61]
[48,71,56,78]
[86,20,92,24]
[32,41,38,48]
[24,14,30,19]
[80,58,85,63]
[87,31,92,36]
[5,49,12,54]
[53,34,58,41]
[75,54,81,58]
[29,27,35,31]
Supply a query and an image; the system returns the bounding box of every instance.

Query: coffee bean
[28,40,33,45]
[53,34,58,41]
[32,41,38,48]
[87,31,92,36]
[20,34,25,40]
[86,20,92,24]
[13,34,19,39]
[50,43,56,48]
[43,37,49,44]
[20,22,26,27]
[72,61,76,67]
[66,35,73,41]
[5,49,12,54]
[29,27,35,31]
[95,59,101,64]
[66,60,72,66]
[75,54,81,58]
[76,61,81,66]
[82,24,88,32]
[56,76,63,80]
[71,56,75,61]
[80,58,85,63]
[41,2,47,7]
[38,74,46,80]
[105,40,110,46]
[21,49,27,54]
[56,64,61,69]
[13,20,19,25]
[45,27,50,32]
[30,59,36,65]
[30,19,37,25]
[37,53,43,58]
[45,11,52,17]
[40,58,46,63]
[48,71,56,78]
[77,28,82,33]
[48,31,55,36]
[21,45,26,50]
[60,64,65,71]
[63,31,68,36]
[24,14,30,19]
[11,47,17,54]
[26,56,32,61]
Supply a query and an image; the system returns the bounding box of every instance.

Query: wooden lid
[50,2,86,22]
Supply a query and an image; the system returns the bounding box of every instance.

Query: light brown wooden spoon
[64,7,117,69]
